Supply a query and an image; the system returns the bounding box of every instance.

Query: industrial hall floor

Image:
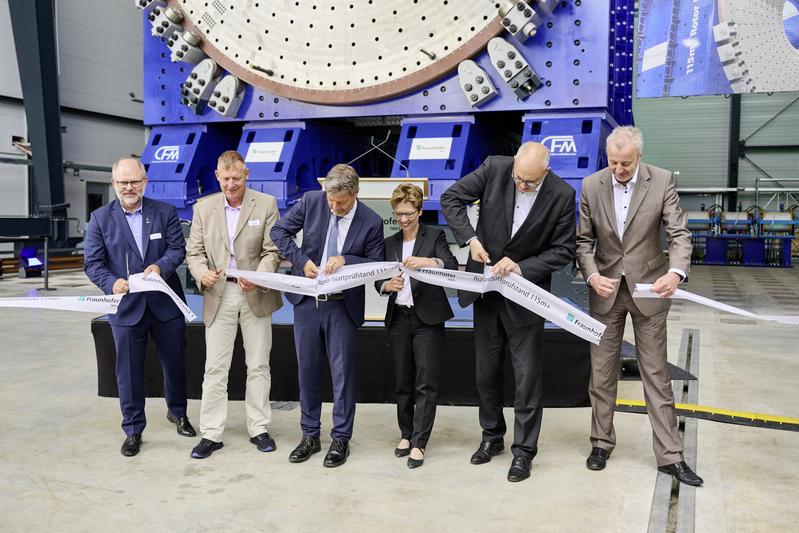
[1,265,797,533]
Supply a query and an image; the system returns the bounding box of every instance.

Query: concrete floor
[0,266,797,532]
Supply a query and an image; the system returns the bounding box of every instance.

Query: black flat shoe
[470,440,505,465]
[191,438,223,459]
[121,434,141,457]
[407,449,424,469]
[250,432,277,452]
[289,436,321,463]
[507,456,532,482]
[394,441,411,457]
[167,412,197,437]
[658,461,704,486]
[586,447,609,471]
[323,438,350,468]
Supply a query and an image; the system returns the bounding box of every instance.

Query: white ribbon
[0,294,123,314]
[0,273,196,320]
[633,284,799,326]
[230,262,606,345]
[128,272,197,321]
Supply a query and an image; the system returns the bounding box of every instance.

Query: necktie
[327,215,342,259]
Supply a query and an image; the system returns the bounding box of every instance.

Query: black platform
[91,319,592,408]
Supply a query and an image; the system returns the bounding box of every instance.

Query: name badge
[248,219,261,227]
[149,233,162,240]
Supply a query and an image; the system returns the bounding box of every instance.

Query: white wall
[0,0,144,120]
[0,0,146,236]
[61,111,146,237]
[0,99,28,216]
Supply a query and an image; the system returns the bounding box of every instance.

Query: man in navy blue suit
[84,157,195,457]
[271,164,384,467]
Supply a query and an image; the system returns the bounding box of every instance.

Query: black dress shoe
[658,461,704,486]
[323,438,350,468]
[191,438,223,459]
[394,445,411,457]
[167,412,197,437]
[121,434,142,457]
[407,449,424,469]
[250,432,277,452]
[586,447,609,471]
[507,456,532,482]
[289,436,321,463]
[470,440,505,465]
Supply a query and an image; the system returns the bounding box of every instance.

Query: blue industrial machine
[136,0,635,219]
[689,204,797,267]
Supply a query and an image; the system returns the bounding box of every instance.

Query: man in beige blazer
[185,150,283,459]
[576,126,703,486]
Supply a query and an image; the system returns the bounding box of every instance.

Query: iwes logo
[153,145,180,162]
[541,135,577,157]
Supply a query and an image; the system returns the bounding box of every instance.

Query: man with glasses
[186,150,283,459]
[271,164,384,468]
[84,157,195,457]
[441,142,576,482]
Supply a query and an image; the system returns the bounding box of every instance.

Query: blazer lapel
[214,197,230,254]
[341,202,364,255]
[411,224,427,256]
[232,189,256,241]
[503,172,515,240]
[599,170,621,239]
[111,200,143,261]
[140,198,155,258]
[386,231,402,262]
[624,164,651,227]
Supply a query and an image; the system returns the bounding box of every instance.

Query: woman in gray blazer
[376,184,458,468]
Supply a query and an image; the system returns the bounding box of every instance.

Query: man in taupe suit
[576,126,703,486]
[186,150,283,459]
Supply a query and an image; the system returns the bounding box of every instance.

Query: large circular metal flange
[168,0,504,105]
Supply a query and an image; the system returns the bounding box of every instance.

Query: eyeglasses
[393,211,419,220]
[114,179,145,189]
[512,168,547,190]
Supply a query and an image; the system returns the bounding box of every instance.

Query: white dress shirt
[511,185,540,238]
[321,200,358,265]
[224,196,242,270]
[396,239,415,306]
[612,167,638,240]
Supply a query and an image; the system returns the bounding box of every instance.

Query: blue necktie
[327,215,342,259]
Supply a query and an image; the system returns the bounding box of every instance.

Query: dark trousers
[388,306,443,450]
[293,297,358,441]
[474,297,544,459]
[110,309,187,435]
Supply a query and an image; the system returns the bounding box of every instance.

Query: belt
[226,276,239,284]
[317,292,344,301]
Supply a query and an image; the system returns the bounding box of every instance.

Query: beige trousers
[200,282,273,442]
[589,282,683,467]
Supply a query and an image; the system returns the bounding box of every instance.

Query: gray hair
[111,157,146,179]
[606,126,643,155]
[324,164,360,194]
[515,141,551,168]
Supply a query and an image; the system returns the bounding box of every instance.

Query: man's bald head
[515,142,550,172]
[512,142,550,191]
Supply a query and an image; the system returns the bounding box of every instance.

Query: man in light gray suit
[576,126,703,486]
